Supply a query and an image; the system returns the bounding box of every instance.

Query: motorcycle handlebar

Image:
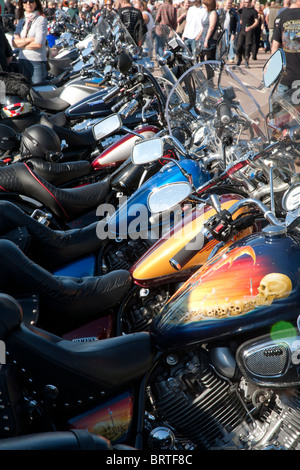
[169,198,282,271]
[217,98,231,125]
[227,198,280,225]
[289,126,300,143]
[169,228,210,271]
[102,85,121,103]
[102,73,144,104]
[119,99,139,119]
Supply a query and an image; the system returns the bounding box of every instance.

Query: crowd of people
[0,0,299,86]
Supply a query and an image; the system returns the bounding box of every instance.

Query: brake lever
[141,98,152,122]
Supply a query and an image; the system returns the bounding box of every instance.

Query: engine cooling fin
[154,351,247,449]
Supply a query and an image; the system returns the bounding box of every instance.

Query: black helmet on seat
[0,124,19,151]
[20,124,62,161]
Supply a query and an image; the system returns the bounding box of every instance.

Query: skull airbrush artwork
[163,244,294,323]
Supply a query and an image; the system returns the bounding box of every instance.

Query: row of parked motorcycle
[0,11,300,451]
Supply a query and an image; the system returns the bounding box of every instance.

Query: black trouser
[252,27,261,59]
[236,30,254,59]
[200,47,216,81]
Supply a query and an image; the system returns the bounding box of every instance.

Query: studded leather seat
[1,294,155,407]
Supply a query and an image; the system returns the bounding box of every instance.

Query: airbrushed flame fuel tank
[151,225,300,349]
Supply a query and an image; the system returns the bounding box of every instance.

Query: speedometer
[282,183,300,211]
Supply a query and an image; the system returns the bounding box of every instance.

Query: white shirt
[183,5,208,39]
[144,10,155,38]
[14,14,48,62]
[224,10,230,31]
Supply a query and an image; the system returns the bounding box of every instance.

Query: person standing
[218,0,239,62]
[12,0,48,84]
[118,0,146,45]
[278,0,291,14]
[272,0,300,95]
[101,0,117,20]
[235,0,258,67]
[155,0,177,57]
[198,0,218,62]
[134,0,155,56]
[44,1,57,19]
[263,0,271,51]
[182,0,207,56]
[176,0,189,37]
[0,21,12,71]
[266,0,281,43]
[66,0,78,19]
[4,0,16,16]
[252,1,264,59]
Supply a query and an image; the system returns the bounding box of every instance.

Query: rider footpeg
[31,209,52,226]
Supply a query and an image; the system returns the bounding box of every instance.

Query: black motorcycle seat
[2,294,155,404]
[0,239,133,333]
[0,201,103,270]
[0,430,114,450]
[44,111,68,127]
[0,162,110,220]
[30,88,70,112]
[0,294,23,339]
[31,85,67,101]
[26,158,92,186]
[35,69,72,88]
[47,56,73,73]
[40,113,97,148]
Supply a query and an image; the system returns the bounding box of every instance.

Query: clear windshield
[54,8,68,21]
[269,86,300,135]
[166,61,294,167]
[92,16,112,39]
[91,15,140,57]
[151,24,193,61]
[166,61,267,136]
[110,15,141,56]
[91,16,115,57]
[167,61,300,133]
[150,25,193,88]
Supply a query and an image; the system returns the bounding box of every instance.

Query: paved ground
[231,47,272,80]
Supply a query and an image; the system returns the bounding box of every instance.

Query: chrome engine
[120,285,171,333]
[146,347,300,450]
[99,239,149,273]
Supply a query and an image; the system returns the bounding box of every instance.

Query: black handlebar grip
[102,85,120,103]
[217,99,231,125]
[292,126,300,143]
[169,232,208,271]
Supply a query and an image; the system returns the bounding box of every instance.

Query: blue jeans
[155,34,166,58]
[276,83,289,95]
[18,59,48,85]
[228,38,235,61]
[184,38,197,57]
